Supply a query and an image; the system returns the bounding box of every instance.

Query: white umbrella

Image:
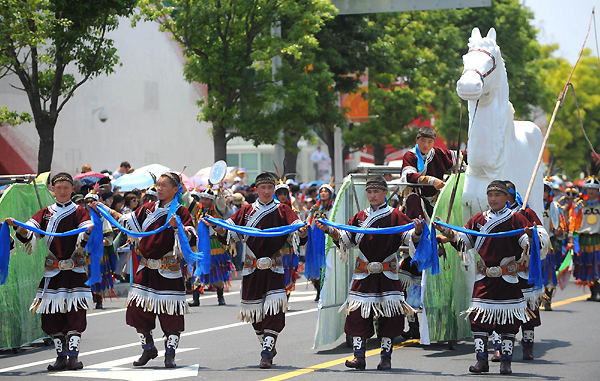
[112,164,170,192]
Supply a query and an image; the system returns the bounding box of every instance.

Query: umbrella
[173,172,194,190]
[307,181,326,187]
[73,171,108,185]
[112,164,170,192]
[190,167,211,189]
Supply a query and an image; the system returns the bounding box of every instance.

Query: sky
[524,0,600,63]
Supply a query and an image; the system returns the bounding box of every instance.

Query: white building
[0,18,329,184]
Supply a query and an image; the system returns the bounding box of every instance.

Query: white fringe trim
[464,305,530,325]
[398,271,421,291]
[126,288,189,315]
[239,291,288,323]
[30,296,92,314]
[341,298,415,319]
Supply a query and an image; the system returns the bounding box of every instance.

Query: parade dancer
[5,173,94,371]
[434,180,535,375]
[306,181,334,301]
[541,177,566,310]
[195,187,232,306]
[399,126,463,338]
[84,191,116,310]
[500,181,549,361]
[569,173,600,301]
[208,172,308,369]
[317,176,424,371]
[274,179,301,299]
[101,172,197,368]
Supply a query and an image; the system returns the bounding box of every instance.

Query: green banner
[424,174,473,342]
[0,182,55,349]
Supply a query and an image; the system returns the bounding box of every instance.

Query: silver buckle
[366,262,383,274]
[486,266,502,278]
[146,259,161,270]
[58,259,75,271]
[256,257,272,270]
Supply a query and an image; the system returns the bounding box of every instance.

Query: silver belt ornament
[485,266,502,278]
[145,259,162,270]
[256,257,273,270]
[366,262,384,274]
[58,259,75,271]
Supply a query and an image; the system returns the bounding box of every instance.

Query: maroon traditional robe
[122,200,196,333]
[21,201,92,334]
[221,199,306,334]
[510,203,546,328]
[338,204,417,338]
[455,208,531,328]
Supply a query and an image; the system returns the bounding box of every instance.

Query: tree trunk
[373,142,386,165]
[283,134,301,180]
[323,126,336,175]
[35,114,55,174]
[213,124,227,162]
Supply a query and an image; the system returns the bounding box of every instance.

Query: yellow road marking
[264,293,590,381]
[261,340,419,381]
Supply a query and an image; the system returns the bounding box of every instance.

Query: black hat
[98,177,111,186]
[486,180,509,195]
[255,172,277,187]
[365,176,388,191]
[71,194,84,203]
[416,126,436,140]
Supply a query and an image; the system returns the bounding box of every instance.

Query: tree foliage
[540,46,600,179]
[0,0,137,172]
[136,0,336,163]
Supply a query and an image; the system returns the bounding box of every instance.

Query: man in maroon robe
[208,172,307,369]
[6,172,93,371]
[399,126,463,338]
[502,180,549,361]
[102,172,197,368]
[317,176,424,371]
[434,180,534,375]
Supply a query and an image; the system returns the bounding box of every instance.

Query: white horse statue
[457,27,544,222]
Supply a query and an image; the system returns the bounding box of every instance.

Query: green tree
[540,46,600,179]
[0,0,137,173]
[432,0,545,144]
[137,0,335,163]
[341,12,438,165]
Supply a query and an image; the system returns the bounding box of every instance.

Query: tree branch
[9,83,26,91]
[56,15,109,115]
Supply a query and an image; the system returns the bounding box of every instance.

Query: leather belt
[476,258,517,278]
[244,253,282,271]
[354,256,398,275]
[45,254,86,271]
[139,256,180,271]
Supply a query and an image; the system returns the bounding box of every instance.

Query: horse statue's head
[457,27,503,102]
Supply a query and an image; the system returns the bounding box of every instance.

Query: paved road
[1,276,599,381]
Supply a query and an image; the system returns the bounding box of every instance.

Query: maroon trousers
[242,269,286,334]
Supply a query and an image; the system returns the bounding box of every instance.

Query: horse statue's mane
[457,27,544,222]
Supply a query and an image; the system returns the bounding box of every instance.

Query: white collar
[489,206,508,216]
[257,199,275,207]
[369,202,388,213]
[55,200,73,208]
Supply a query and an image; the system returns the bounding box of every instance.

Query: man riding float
[399,126,464,338]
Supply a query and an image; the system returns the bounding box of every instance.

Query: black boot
[345,336,366,370]
[543,287,553,310]
[217,286,226,306]
[259,333,277,369]
[133,331,158,366]
[469,334,489,373]
[66,332,83,370]
[402,314,420,339]
[587,281,600,302]
[188,289,200,307]
[164,332,180,368]
[522,328,534,360]
[313,278,321,301]
[377,337,393,370]
[47,334,68,371]
[499,334,515,374]
[94,292,103,310]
